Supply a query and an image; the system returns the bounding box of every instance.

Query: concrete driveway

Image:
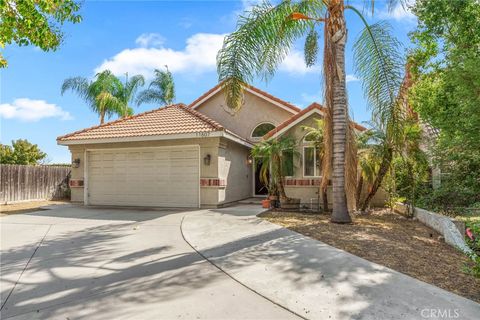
[0,205,297,320]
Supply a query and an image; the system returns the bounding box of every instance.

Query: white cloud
[135,33,165,48]
[379,3,416,22]
[0,98,72,122]
[279,49,321,75]
[95,33,227,77]
[96,33,318,78]
[346,74,359,83]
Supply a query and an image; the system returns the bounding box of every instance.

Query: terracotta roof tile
[188,81,301,114]
[263,102,366,139]
[57,104,223,142]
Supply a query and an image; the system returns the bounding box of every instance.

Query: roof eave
[57,130,254,148]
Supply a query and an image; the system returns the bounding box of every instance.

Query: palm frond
[217,0,324,110]
[125,74,145,105]
[351,10,405,129]
[304,27,319,67]
[61,77,90,101]
[138,67,175,106]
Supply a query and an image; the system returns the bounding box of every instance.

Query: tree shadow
[0,221,221,319]
[184,207,480,320]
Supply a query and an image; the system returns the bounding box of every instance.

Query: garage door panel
[87,147,199,207]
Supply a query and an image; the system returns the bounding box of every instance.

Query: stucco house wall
[280,114,324,204]
[67,137,248,208]
[276,112,388,208]
[195,91,295,140]
[218,138,253,205]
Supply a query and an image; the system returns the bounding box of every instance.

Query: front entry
[254,158,268,196]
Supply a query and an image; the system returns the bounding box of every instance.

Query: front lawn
[259,209,480,303]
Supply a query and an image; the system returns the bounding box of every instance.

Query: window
[282,150,294,177]
[303,146,321,177]
[251,123,275,138]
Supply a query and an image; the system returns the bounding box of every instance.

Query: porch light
[247,156,253,165]
[72,158,81,168]
[203,154,211,166]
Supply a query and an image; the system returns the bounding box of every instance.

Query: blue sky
[0,0,416,163]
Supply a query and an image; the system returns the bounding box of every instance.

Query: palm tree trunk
[356,175,363,209]
[328,0,351,223]
[322,187,329,212]
[276,155,287,199]
[100,112,105,124]
[361,147,393,211]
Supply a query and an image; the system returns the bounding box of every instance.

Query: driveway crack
[179,214,305,320]
[1,224,52,311]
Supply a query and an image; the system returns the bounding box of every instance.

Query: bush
[464,221,480,278]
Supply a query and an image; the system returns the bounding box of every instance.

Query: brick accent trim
[200,178,226,187]
[284,178,321,187]
[69,179,84,187]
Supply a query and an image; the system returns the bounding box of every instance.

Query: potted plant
[261,198,271,208]
[251,136,300,210]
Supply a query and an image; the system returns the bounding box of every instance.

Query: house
[58,83,378,208]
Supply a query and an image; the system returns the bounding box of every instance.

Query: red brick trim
[284,178,321,186]
[69,179,84,187]
[200,178,226,187]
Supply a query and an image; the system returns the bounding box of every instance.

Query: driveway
[183,206,480,320]
[0,205,297,320]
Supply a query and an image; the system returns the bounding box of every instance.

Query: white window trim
[250,122,276,139]
[302,145,320,177]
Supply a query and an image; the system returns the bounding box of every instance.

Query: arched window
[251,123,275,138]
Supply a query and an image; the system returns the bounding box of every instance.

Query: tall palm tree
[217,0,404,223]
[251,136,298,200]
[137,66,175,106]
[61,70,123,124]
[117,73,145,118]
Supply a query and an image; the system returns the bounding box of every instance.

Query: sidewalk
[181,205,480,320]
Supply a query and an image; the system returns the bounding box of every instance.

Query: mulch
[259,209,480,303]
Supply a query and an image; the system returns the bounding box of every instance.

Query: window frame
[282,149,294,178]
[250,122,276,140]
[302,145,320,177]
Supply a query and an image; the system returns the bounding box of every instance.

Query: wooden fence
[0,164,71,203]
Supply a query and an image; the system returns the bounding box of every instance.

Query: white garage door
[87,146,199,207]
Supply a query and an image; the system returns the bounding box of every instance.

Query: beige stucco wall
[282,114,323,179]
[195,90,295,140]
[278,112,388,208]
[67,137,222,207]
[218,138,252,204]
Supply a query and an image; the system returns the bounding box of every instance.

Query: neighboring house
[58,83,374,208]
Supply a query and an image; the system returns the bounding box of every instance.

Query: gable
[264,102,366,140]
[191,87,298,141]
[281,111,324,142]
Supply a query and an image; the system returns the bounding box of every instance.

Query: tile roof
[188,82,301,114]
[57,104,224,142]
[263,102,367,139]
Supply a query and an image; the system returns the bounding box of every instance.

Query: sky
[0,0,417,163]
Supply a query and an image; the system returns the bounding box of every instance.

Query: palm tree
[251,136,298,200]
[117,73,145,118]
[61,70,123,124]
[137,66,175,106]
[217,0,405,223]
[355,126,388,211]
